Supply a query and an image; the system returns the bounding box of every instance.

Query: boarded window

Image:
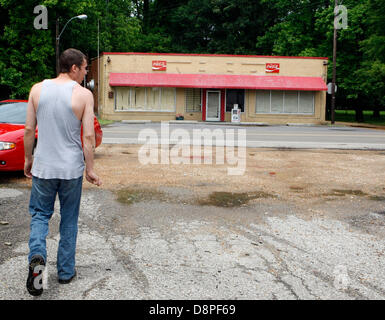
[284,91,299,113]
[185,88,201,112]
[161,88,176,111]
[299,91,314,113]
[256,90,314,114]
[115,87,176,112]
[255,90,270,113]
[115,88,129,111]
[147,87,161,111]
[271,91,284,113]
[133,87,146,110]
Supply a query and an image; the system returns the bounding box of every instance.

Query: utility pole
[331,0,338,124]
[56,18,59,76]
[55,15,87,76]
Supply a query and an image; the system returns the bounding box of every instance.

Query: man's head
[59,48,88,83]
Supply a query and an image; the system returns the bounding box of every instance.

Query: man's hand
[86,169,102,186]
[24,158,33,178]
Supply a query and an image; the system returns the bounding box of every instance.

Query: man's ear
[70,64,78,73]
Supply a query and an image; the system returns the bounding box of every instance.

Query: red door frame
[202,89,225,121]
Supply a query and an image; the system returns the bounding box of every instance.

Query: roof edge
[100,52,329,60]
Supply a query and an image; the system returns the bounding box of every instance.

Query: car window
[0,102,28,124]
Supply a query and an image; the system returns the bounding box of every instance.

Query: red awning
[109,73,327,91]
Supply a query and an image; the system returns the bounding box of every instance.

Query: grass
[334,110,385,126]
[115,188,167,205]
[97,118,115,126]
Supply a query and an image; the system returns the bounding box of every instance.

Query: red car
[0,100,103,171]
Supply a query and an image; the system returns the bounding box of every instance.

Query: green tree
[0,0,142,99]
[255,0,385,120]
[1,0,384,115]
[0,0,55,99]
[147,0,277,54]
[356,0,385,118]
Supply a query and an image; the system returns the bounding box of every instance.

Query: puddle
[369,195,385,201]
[323,189,369,197]
[289,186,305,192]
[198,191,276,207]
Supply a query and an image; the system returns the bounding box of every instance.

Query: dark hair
[59,48,86,73]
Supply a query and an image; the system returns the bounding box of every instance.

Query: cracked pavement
[0,183,384,300]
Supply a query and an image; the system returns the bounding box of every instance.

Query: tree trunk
[372,109,380,118]
[355,106,364,122]
[143,0,149,33]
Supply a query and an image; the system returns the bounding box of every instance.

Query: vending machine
[231,104,241,123]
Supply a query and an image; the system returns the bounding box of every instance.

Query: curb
[112,120,385,130]
[121,120,152,124]
[168,120,198,124]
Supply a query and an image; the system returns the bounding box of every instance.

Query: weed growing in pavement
[115,188,167,205]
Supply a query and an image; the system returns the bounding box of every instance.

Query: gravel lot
[0,144,384,300]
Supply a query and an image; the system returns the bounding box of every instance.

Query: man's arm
[82,89,102,186]
[23,85,38,178]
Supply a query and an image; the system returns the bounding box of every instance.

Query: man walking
[23,48,102,296]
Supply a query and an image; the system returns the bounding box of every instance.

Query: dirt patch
[92,145,385,205]
[2,144,385,208]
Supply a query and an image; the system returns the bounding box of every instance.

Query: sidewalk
[120,119,385,130]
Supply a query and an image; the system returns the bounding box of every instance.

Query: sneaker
[26,255,45,296]
[58,270,77,284]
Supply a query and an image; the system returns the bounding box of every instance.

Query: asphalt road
[0,183,384,300]
[102,122,385,150]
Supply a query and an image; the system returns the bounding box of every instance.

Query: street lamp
[56,14,87,75]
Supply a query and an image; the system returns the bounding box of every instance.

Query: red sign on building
[152,60,167,71]
[265,63,280,73]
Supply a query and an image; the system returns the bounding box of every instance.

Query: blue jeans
[28,175,83,280]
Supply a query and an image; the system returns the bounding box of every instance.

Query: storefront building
[89,52,328,124]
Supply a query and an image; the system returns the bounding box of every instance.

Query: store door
[206,90,221,121]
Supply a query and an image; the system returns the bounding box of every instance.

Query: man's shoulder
[73,83,93,98]
[29,82,44,103]
[31,81,44,92]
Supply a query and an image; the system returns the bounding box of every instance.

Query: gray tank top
[31,79,85,179]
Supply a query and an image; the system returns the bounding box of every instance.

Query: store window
[226,89,245,112]
[185,88,201,112]
[115,87,176,112]
[161,88,175,111]
[299,91,314,113]
[255,90,314,114]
